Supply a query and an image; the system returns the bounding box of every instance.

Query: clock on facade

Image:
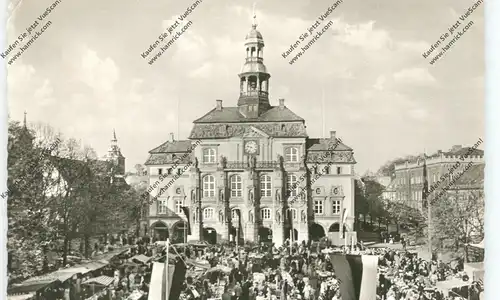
[244,140,259,155]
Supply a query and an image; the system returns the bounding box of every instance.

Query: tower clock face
[244,140,259,155]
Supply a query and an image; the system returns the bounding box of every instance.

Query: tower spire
[112,129,117,142]
[238,7,270,118]
[23,111,27,128]
[252,2,257,28]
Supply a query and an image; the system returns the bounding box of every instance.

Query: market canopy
[8,280,60,296]
[187,259,210,270]
[7,293,36,300]
[206,265,232,274]
[129,254,153,265]
[464,262,484,282]
[92,247,130,262]
[83,275,114,287]
[468,239,484,249]
[21,267,91,285]
[435,278,471,293]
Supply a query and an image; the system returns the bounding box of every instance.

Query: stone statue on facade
[194,157,199,168]
[276,211,281,224]
[219,210,224,223]
[249,211,254,223]
[277,154,284,169]
[219,155,227,169]
[248,189,254,205]
[301,210,307,224]
[251,156,257,169]
[219,189,224,203]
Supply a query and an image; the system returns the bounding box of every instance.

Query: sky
[6,0,484,174]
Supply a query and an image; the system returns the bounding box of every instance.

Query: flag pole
[423,150,432,259]
[165,238,170,300]
[184,222,187,255]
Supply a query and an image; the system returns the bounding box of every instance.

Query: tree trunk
[79,237,85,254]
[62,227,69,266]
[84,234,90,258]
[396,222,400,234]
[135,216,140,237]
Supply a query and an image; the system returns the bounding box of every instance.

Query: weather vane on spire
[252,2,257,28]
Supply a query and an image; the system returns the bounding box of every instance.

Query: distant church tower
[107,129,125,175]
[237,9,271,118]
[18,111,34,146]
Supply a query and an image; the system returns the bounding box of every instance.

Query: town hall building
[144,20,357,246]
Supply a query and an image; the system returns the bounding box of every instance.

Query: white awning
[468,239,484,249]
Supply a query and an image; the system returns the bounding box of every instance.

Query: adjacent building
[144,21,357,246]
[386,144,484,211]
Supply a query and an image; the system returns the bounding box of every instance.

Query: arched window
[203,208,214,220]
[286,174,298,197]
[285,147,299,162]
[230,175,242,197]
[261,208,272,220]
[203,175,215,198]
[231,209,240,222]
[202,148,216,163]
[260,174,272,197]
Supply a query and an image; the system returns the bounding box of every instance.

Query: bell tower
[107,129,125,175]
[237,6,271,118]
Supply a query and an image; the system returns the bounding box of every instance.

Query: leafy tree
[7,121,142,281]
[363,178,386,226]
[7,121,64,279]
[134,164,146,175]
[377,155,419,176]
[384,200,425,239]
[431,190,484,252]
[354,179,368,227]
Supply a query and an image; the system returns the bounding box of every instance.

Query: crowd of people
[11,235,483,300]
[172,238,483,300]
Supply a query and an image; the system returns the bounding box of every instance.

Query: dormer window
[285,147,299,162]
[202,148,216,163]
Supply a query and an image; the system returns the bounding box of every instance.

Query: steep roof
[189,122,307,139]
[145,140,196,166]
[144,153,193,166]
[148,140,193,154]
[306,138,353,151]
[193,106,304,123]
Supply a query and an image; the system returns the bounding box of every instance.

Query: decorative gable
[243,126,269,138]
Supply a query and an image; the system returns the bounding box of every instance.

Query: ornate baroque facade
[144,22,357,246]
